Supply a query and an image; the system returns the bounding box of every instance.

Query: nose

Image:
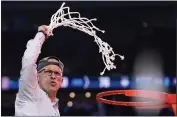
[50,72,56,79]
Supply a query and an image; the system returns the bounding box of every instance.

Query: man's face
[38,59,63,94]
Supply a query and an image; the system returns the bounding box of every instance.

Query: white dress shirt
[15,32,60,116]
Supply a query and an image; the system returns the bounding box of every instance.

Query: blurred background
[1,1,176,116]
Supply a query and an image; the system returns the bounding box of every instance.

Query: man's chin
[49,86,59,92]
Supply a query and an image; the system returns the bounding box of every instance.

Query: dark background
[1,1,176,116]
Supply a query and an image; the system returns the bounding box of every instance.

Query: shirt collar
[52,98,59,107]
[45,92,59,107]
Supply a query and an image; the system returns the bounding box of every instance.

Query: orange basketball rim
[96,90,176,116]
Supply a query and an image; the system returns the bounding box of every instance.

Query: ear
[61,77,63,83]
[37,73,40,82]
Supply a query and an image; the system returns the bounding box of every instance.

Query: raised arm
[16,25,49,102]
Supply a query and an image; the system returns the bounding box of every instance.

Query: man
[15,25,64,116]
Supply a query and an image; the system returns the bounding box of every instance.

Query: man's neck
[48,92,57,102]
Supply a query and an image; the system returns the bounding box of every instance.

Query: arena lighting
[1,76,10,90]
[69,92,75,98]
[85,92,91,98]
[67,101,73,107]
[1,76,176,90]
[61,76,69,88]
[99,76,110,88]
[120,76,130,88]
[173,78,176,86]
[163,77,170,87]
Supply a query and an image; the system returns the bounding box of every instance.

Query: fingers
[38,25,50,38]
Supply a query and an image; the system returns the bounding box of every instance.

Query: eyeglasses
[41,69,62,78]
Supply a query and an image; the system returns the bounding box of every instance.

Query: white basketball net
[48,2,124,75]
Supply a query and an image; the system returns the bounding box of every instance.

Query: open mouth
[50,81,57,86]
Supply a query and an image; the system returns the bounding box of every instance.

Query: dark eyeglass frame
[39,69,63,79]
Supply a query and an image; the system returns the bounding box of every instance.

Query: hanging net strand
[47,2,124,75]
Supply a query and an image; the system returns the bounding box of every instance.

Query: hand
[38,25,50,38]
